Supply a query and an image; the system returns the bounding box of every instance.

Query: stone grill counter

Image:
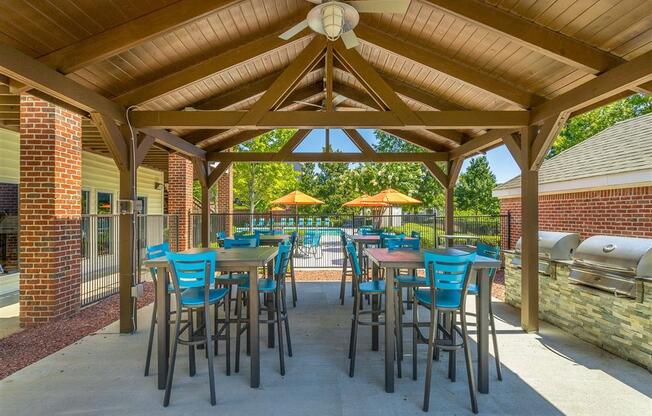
[504,252,652,372]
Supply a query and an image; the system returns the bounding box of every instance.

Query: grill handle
[602,244,616,253]
[573,259,636,274]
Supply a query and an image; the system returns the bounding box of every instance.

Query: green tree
[454,156,499,215]
[548,93,652,157]
[233,129,298,213]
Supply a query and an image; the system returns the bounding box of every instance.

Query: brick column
[168,153,194,251]
[217,165,233,236]
[19,95,82,327]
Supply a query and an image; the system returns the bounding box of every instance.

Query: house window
[96,192,114,255]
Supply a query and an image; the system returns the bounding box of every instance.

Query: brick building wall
[167,153,194,251]
[500,186,652,248]
[0,183,19,271]
[19,95,82,326]
[216,166,233,236]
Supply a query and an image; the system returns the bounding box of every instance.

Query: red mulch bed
[0,282,155,381]
[0,269,506,381]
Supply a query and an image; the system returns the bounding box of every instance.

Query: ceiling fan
[294,94,348,109]
[280,0,411,49]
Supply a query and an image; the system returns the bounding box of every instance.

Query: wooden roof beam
[38,0,242,74]
[115,18,313,106]
[423,0,623,75]
[355,24,544,109]
[139,128,206,160]
[207,151,448,163]
[130,110,530,130]
[531,50,652,124]
[449,129,516,160]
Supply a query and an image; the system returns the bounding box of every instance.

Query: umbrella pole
[295,205,298,231]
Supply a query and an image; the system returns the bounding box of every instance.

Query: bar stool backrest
[235,233,260,246]
[224,238,257,248]
[476,242,500,279]
[346,242,362,279]
[274,242,292,278]
[216,231,226,240]
[411,230,421,239]
[387,238,420,251]
[424,251,476,309]
[146,242,170,284]
[166,251,216,291]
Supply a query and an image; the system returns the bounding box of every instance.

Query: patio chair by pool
[280,218,287,227]
[288,218,295,227]
[300,232,321,258]
[316,218,322,227]
[325,218,331,227]
[413,251,478,413]
[164,251,230,407]
[298,218,304,227]
[307,218,313,227]
[360,228,382,235]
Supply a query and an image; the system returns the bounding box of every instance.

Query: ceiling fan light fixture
[322,4,345,41]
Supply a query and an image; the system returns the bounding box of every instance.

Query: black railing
[190,212,511,269]
[0,214,18,274]
[80,214,179,307]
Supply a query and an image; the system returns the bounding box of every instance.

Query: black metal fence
[190,212,510,269]
[80,214,178,307]
[0,214,18,274]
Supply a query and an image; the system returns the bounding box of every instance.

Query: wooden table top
[365,247,501,269]
[143,246,278,268]
[351,235,418,243]
[259,234,289,243]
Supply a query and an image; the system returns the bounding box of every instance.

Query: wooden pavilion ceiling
[0,0,651,173]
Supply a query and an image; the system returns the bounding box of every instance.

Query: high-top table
[364,247,501,394]
[143,246,278,390]
[258,234,289,246]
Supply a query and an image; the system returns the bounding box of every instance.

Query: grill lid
[515,231,580,260]
[572,235,652,277]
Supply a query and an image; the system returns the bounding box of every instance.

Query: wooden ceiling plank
[115,22,312,106]
[326,44,334,112]
[237,37,326,126]
[424,0,623,74]
[531,50,652,124]
[129,110,530,129]
[355,24,543,109]
[39,0,241,74]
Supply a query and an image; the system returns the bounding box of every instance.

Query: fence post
[433,212,437,248]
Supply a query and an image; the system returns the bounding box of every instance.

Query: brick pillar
[217,165,233,236]
[19,95,82,327]
[168,153,194,251]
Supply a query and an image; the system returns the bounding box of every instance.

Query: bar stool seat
[216,273,248,284]
[396,274,427,286]
[414,288,463,309]
[180,287,229,307]
[238,278,277,292]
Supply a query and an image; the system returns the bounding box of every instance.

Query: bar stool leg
[489,301,502,380]
[422,307,438,412]
[204,305,217,406]
[144,296,157,376]
[188,310,196,377]
[461,311,478,414]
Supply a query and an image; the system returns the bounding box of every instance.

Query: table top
[365,247,501,269]
[143,246,278,269]
[259,234,289,243]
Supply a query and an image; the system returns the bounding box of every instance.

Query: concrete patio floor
[0,282,650,415]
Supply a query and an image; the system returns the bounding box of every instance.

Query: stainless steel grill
[512,231,580,275]
[570,235,652,299]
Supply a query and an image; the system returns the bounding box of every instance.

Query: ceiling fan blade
[279,20,309,40]
[305,0,322,4]
[348,0,411,14]
[332,95,348,106]
[341,30,360,49]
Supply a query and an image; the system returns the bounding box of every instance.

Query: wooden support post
[519,126,539,332]
[201,184,210,248]
[444,160,463,245]
[119,151,136,334]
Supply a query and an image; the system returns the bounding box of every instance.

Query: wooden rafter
[203,129,271,153]
[89,112,128,171]
[278,130,311,157]
[192,158,209,189]
[139,128,206,160]
[502,133,523,170]
[423,0,623,75]
[325,44,334,112]
[530,113,570,170]
[114,19,312,106]
[449,129,515,160]
[207,151,448,163]
[334,41,422,126]
[207,161,233,188]
[343,129,375,155]
[135,134,156,168]
[130,110,530,130]
[423,161,449,188]
[531,50,652,124]
[355,24,543,109]
[239,37,326,126]
[38,0,241,74]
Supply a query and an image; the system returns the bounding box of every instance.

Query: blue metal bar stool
[288,232,299,307]
[144,242,171,377]
[346,242,401,377]
[235,242,293,375]
[412,251,478,414]
[164,251,229,407]
[468,242,502,381]
[339,230,353,305]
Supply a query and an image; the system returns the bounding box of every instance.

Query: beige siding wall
[0,128,165,214]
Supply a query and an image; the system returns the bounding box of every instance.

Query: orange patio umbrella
[365,188,422,205]
[342,194,389,208]
[271,190,324,226]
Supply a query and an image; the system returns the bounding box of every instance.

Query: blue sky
[294,129,520,184]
